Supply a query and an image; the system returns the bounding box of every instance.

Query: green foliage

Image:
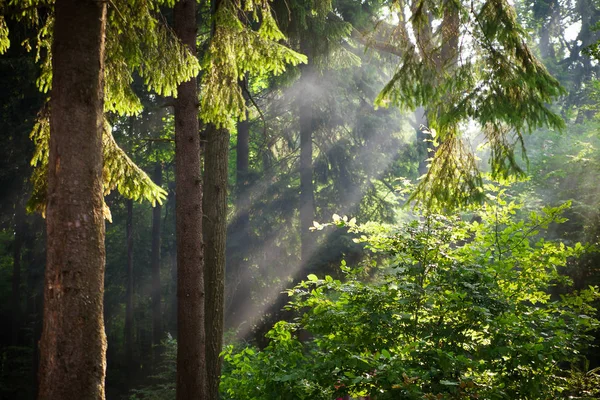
[375,0,565,209]
[104,0,200,115]
[3,0,196,219]
[27,111,166,219]
[0,16,9,54]
[221,197,599,399]
[26,3,201,114]
[200,0,306,126]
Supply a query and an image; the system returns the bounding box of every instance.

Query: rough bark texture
[38,0,107,398]
[174,0,206,399]
[151,162,163,365]
[125,199,134,369]
[203,124,229,400]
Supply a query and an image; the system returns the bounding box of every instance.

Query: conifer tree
[375,0,565,208]
[197,0,305,394]
[36,0,108,399]
[1,1,204,398]
[172,0,206,398]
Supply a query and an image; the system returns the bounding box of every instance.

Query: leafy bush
[221,199,600,399]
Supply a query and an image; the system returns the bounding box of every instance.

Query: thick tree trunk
[151,162,163,365]
[203,124,229,400]
[125,199,134,369]
[11,202,24,345]
[38,0,108,398]
[174,0,206,399]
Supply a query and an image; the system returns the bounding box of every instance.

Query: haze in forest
[0,0,599,398]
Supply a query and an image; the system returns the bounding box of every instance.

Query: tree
[375,0,565,208]
[203,123,229,399]
[221,198,600,399]
[37,0,108,399]
[173,0,206,399]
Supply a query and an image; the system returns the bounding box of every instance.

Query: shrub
[221,199,600,400]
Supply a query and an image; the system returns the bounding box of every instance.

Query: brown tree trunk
[125,199,134,369]
[38,0,108,398]
[203,124,229,400]
[174,0,206,398]
[151,162,163,365]
[11,201,24,345]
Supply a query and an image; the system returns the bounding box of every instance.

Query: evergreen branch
[242,80,267,136]
[27,110,167,216]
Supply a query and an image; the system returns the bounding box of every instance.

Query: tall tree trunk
[151,162,163,365]
[203,124,229,400]
[174,0,206,399]
[38,0,108,398]
[299,43,316,270]
[11,201,24,345]
[125,199,134,369]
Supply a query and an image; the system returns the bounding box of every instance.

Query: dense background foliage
[1,0,600,398]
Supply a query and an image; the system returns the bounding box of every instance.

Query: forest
[1,0,600,398]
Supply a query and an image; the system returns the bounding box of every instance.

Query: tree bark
[151,162,163,365]
[38,0,108,398]
[203,124,229,400]
[174,0,206,399]
[125,199,134,369]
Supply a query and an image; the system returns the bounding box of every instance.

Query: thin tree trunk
[11,201,24,345]
[125,199,134,369]
[38,0,107,398]
[174,0,206,398]
[203,124,229,400]
[151,162,163,365]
